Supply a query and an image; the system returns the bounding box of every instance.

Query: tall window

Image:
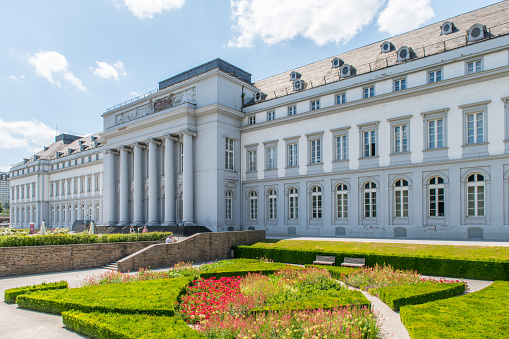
[428,70,442,83]
[336,93,346,105]
[363,86,374,98]
[310,99,320,111]
[288,106,297,116]
[310,139,321,164]
[267,147,277,169]
[363,130,376,157]
[467,174,485,217]
[287,143,298,167]
[429,176,445,217]
[364,181,377,218]
[394,124,408,153]
[268,189,277,220]
[225,190,233,220]
[288,187,299,219]
[394,79,406,91]
[87,177,91,192]
[80,178,84,193]
[95,176,100,191]
[394,179,409,218]
[225,138,234,170]
[248,116,256,125]
[55,183,59,196]
[335,135,347,161]
[73,179,77,194]
[248,150,257,172]
[428,118,444,149]
[267,111,275,121]
[466,112,484,144]
[336,184,348,219]
[32,183,36,197]
[180,143,184,173]
[249,191,258,220]
[311,186,322,219]
[467,60,482,74]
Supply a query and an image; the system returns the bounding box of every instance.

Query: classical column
[162,135,176,226]
[182,130,196,225]
[117,147,130,226]
[132,143,145,226]
[147,139,160,226]
[103,150,117,226]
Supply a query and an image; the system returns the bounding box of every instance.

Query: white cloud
[228,0,384,48]
[115,0,185,19]
[28,50,86,91]
[0,119,56,153]
[377,0,435,35]
[8,75,25,80]
[130,91,140,97]
[90,61,126,81]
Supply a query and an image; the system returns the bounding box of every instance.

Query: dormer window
[467,23,487,42]
[340,64,356,78]
[290,71,301,81]
[380,41,395,54]
[396,46,416,62]
[293,79,306,92]
[331,57,344,68]
[440,21,457,35]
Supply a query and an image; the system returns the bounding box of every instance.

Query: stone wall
[0,241,160,278]
[117,230,266,273]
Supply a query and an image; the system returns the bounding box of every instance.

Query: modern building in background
[0,172,9,211]
[9,1,509,239]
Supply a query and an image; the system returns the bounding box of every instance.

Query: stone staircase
[101,260,119,271]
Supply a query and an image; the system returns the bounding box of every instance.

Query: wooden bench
[313,255,336,266]
[341,257,366,268]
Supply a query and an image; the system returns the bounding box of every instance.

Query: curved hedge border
[0,232,172,247]
[234,246,509,281]
[4,281,68,304]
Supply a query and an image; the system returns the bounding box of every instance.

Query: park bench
[341,257,366,268]
[313,255,336,266]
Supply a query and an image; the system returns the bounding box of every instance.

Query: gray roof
[27,134,102,163]
[253,1,509,101]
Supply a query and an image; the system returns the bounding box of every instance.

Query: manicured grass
[17,277,192,316]
[4,281,68,304]
[400,281,509,338]
[62,310,204,339]
[199,259,298,279]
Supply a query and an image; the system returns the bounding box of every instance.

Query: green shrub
[253,293,370,312]
[400,281,509,338]
[376,282,465,311]
[4,281,68,304]
[234,240,509,280]
[0,232,171,247]
[62,310,204,339]
[17,277,192,316]
[199,260,298,279]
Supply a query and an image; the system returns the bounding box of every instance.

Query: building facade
[0,172,9,211]
[9,2,509,239]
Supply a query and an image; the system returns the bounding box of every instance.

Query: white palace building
[9,1,509,240]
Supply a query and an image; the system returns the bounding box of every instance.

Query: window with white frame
[288,187,299,219]
[428,176,445,217]
[311,186,322,219]
[87,177,91,192]
[336,184,348,219]
[287,143,298,167]
[180,143,184,173]
[394,124,408,153]
[266,146,277,170]
[267,189,277,220]
[67,180,71,195]
[363,130,376,157]
[310,99,320,111]
[248,150,257,172]
[467,174,485,217]
[73,179,77,194]
[394,179,409,218]
[80,178,84,193]
[310,138,321,164]
[61,181,64,195]
[364,181,377,218]
[336,93,346,105]
[394,79,406,91]
[248,116,256,125]
[32,183,36,197]
[288,106,297,116]
[95,176,100,191]
[225,138,234,170]
[335,134,347,161]
[428,69,442,83]
[267,111,275,121]
[225,190,233,220]
[465,112,484,144]
[467,60,482,75]
[55,182,59,196]
[363,86,374,98]
[249,191,258,220]
[428,118,444,149]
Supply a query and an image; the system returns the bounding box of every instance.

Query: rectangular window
[87,177,91,192]
[310,100,320,111]
[250,195,258,220]
[55,182,59,196]
[267,111,275,121]
[429,186,445,217]
[95,176,100,191]
[363,86,374,99]
[428,119,444,149]
[466,112,484,144]
[336,93,346,105]
[394,124,408,153]
[394,79,406,91]
[267,147,277,169]
[80,178,84,193]
[288,193,298,219]
[428,70,442,83]
[225,138,234,170]
[467,60,482,75]
[180,143,184,173]
[335,135,347,161]
[32,184,36,197]
[248,150,257,172]
[467,185,485,217]
[310,139,321,164]
[288,106,297,116]
[337,190,348,219]
[248,116,256,125]
[363,130,376,157]
[225,196,232,220]
[395,190,409,217]
[287,143,298,167]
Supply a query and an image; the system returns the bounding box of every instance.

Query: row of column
[104,131,195,226]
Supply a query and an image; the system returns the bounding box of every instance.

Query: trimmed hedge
[400,281,509,338]
[4,281,68,304]
[376,282,466,311]
[234,241,509,280]
[17,277,192,316]
[62,310,204,339]
[0,232,172,247]
[199,261,298,279]
[253,293,370,312]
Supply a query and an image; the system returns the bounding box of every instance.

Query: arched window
[428,176,445,217]
[364,182,377,218]
[311,186,322,219]
[268,189,277,220]
[336,184,348,219]
[225,190,233,220]
[467,174,485,217]
[249,191,258,220]
[394,179,409,218]
[288,187,299,219]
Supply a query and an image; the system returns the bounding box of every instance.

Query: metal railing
[106,88,158,112]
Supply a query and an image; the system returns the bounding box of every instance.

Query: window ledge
[462,142,489,147]
[390,152,411,156]
[264,168,278,172]
[332,159,349,163]
[307,162,324,166]
[422,147,448,153]
[245,170,257,173]
[285,166,299,169]
[358,156,380,160]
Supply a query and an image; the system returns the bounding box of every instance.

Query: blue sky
[0,0,503,171]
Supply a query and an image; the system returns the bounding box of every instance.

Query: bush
[198,260,297,279]
[400,281,509,338]
[305,264,359,279]
[4,281,68,304]
[234,240,509,280]
[376,282,465,311]
[253,294,370,312]
[62,310,204,339]
[17,277,192,316]
[0,232,172,247]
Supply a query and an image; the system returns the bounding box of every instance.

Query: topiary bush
[4,281,68,304]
